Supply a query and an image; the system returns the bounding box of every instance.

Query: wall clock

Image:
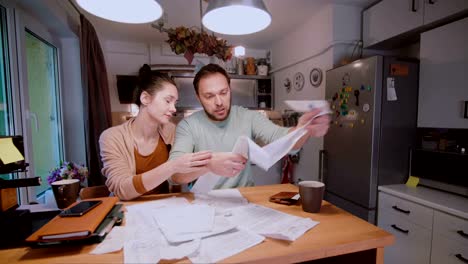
[310,68,323,87]
[293,72,305,91]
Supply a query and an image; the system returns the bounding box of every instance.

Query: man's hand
[297,109,331,138]
[207,152,247,177]
[172,151,212,174]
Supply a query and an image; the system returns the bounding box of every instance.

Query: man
[169,64,330,189]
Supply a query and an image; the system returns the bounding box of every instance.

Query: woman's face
[142,82,178,124]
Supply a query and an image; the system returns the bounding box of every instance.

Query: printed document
[225,204,319,241]
[188,228,265,263]
[193,188,248,214]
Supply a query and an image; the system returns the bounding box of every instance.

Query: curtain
[80,15,112,186]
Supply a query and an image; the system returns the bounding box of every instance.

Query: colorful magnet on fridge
[360,85,365,90]
[334,121,339,125]
[349,123,354,128]
[360,119,365,124]
[367,85,371,91]
[333,92,338,101]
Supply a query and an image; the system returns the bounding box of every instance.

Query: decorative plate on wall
[293,72,305,91]
[310,68,323,87]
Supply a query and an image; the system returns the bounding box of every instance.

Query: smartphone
[59,200,102,217]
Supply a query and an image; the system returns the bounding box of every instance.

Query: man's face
[197,73,231,121]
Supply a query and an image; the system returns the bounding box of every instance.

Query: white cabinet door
[363,0,423,47]
[418,17,468,128]
[378,210,432,264]
[424,0,468,25]
[431,234,468,264]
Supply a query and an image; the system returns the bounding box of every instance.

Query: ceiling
[74,0,374,49]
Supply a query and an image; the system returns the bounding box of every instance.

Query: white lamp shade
[203,0,271,35]
[76,0,163,24]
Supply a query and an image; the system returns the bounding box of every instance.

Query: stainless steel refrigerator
[320,56,419,223]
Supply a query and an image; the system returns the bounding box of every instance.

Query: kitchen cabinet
[363,0,423,48]
[378,185,468,264]
[417,17,468,128]
[424,0,468,25]
[363,0,468,48]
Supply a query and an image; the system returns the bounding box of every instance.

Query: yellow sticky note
[405,176,419,187]
[0,138,24,164]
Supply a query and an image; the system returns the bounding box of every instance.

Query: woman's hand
[172,151,212,174]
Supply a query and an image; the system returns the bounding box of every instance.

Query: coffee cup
[298,181,325,213]
[51,179,80,209]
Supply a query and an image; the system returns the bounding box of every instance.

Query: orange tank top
[134,135,169,194]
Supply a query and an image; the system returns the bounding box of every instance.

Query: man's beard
[202,97,232,122]
[203,104,231,121]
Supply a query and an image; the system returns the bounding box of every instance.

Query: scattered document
[284,100,331,114]
[225,204,319,241]
[125,196,190,213]
[193,188,248,213]
[0,137,24,164]
[124,239,161,264]
[152,204,215,235]
[91,226,126,255]
[190,172,220,193]
[188,228,265,263]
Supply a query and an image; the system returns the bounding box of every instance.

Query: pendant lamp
[202,0,271,35]
[76,0,163,24]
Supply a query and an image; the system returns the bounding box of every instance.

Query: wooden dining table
[0,184,394,263]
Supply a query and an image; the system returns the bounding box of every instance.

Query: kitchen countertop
[378,184,468,219]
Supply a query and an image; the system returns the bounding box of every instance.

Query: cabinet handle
[392,205,411,214]
[455,254,468,263]
[457,230,468,239]
[391,224,409,234]
[411,0,417,12]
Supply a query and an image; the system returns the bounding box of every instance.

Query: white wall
[270,3,362,183]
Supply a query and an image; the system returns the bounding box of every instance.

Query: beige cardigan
[99,118,175,200]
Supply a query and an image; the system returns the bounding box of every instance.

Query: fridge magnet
[309,68,323,87]
[363,103,370,112]
[293,72,305,91]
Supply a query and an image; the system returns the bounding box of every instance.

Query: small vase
[245,57,256,75]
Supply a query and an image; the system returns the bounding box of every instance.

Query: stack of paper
[93,189,319,263]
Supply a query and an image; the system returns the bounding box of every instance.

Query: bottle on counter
[245,57,256,75]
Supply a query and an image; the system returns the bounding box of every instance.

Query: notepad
[0,137,24,164]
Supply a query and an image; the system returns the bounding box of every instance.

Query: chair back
[79,185,110,200]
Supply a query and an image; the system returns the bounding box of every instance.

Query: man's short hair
[193,63,231,94]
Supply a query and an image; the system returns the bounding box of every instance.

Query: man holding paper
[169,64,329,190]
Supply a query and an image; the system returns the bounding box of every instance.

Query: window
[24,30,64,195]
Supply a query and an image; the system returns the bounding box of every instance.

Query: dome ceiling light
[202,0,271,35]
[76,0,163,24]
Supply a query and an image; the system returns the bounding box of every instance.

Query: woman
[99,64,211,200]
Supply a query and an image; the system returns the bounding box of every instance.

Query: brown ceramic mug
[51,179,80,209]
[299,181,325,213]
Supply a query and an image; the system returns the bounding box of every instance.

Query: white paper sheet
[284,100,331,114]
[90,226,126,254]
[188,228,265,263]
[190,172,221,193]
[124,209,201,261]
[160,215,237,243]
[152,204,215,235]
[125,196,190,213]
[193,188,248,214]
[225,204,319,241]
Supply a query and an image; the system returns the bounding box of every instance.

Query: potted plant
[165,26,233,64]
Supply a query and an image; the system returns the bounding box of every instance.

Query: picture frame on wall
[310,68,323,87]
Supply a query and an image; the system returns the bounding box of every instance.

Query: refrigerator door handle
[319,150,326,183]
